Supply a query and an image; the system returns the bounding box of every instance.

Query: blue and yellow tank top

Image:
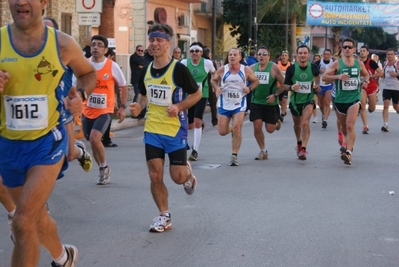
[144,59,188,138]
[0,25,66,140]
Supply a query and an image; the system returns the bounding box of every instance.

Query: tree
[258,0,307,54]
[223,0,291,56]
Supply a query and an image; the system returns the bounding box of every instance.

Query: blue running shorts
[144,132,187,154]
[218,106,246,118]
[0,126,69,188]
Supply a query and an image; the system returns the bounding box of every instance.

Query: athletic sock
[8,209,15,218]
[193,128,202,151]
[53,246,68,266]
[100,162,107,168]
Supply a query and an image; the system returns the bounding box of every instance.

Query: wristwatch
[120,104,127,109]
[77,88,87,101]
[274,93,279,97]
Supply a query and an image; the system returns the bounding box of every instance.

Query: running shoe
[75,140,92,172]
[275,119,281,131]
[51,244,78,267]
[322,120,327,129]
[362,125,369,134]
[8,215,14,244]
[229,155,239,166]
[381,125,389,132]
[298,148,307,160]
[97,166,111,185]
[255,151,268,160]
[188,149,198,161]
[149,214,172,233]
[295,145,302,157]
[341,152,352,165]
[184,161,197,195]
[340,143,347,153]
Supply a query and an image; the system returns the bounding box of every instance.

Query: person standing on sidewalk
[283,45,321,161]
[203,46,219,127]
[0,0,97,265]
[130,45,147,119]
[211,47,259,166]
[78,35,128,185]
[130,23,201,233]
[181,42,216,161]
[323,38,369,165]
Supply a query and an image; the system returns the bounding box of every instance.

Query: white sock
[100,162,107,168]
[8,209,16,218]
[53,246,67,266]
[193,128,202,151]
[77,147,84,159]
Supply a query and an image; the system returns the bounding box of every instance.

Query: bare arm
[58,32,97,96]
[372,67,383,79]
[322,61,341,84]
[211,66,224,96]
[117,85,128,123]
[245,66,259,94]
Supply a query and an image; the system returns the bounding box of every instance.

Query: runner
[277,50,291,122]
[181,42,216,161]
[250,46,286,160]
[379,48,399,132]
[78,35,128,185]
[211,48,259,166]
[129,23,201,233]
[283,45,321,160]
[0,0,97,265]
[323,38,369,165]
[314,49,334,129]
[358,46,383,134]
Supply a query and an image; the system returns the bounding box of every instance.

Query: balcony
[193,0,223,18]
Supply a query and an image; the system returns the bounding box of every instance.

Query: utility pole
[285,0,289,50]
[212,0,216,58]
[254,0,258,50]
[249,0,253,51]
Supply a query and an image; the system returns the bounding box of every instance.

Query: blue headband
[148,32,171,40]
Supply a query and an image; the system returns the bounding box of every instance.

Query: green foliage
[351,28,398,51]
[223,0,287,56]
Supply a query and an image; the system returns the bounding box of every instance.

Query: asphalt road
[1,100,398,267]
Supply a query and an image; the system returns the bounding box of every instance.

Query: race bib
[255,71,270,84]
[147,83,172,106]
[296,81,312,94]
[342,78,358,90]
[87,93,107,109]
[4,95,48,130]
[224,89,243,102]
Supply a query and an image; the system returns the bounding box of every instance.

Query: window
[61,13,72,35]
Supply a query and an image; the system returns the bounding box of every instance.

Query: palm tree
[258,0,307,53]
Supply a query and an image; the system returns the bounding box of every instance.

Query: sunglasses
[342,46,353,49]
[190,49,201,53]
[137,49,144,52]
[257,52,269,56]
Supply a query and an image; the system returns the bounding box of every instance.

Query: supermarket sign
[306,1,399,27]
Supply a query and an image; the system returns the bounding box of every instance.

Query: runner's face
[297,48,309,63]
[257,49,269,65]
[359,48,369,59]
[228,49,240,64]
[342,42,354,58]
[322,51,331,61]
[386,51,395,61]
[91,40,107,59]
[149,33,171,57]
[190,48,202,62]
[280,53,289,63]
[9,0,48,28]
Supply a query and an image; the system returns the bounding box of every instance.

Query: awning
[177,34,191,40]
